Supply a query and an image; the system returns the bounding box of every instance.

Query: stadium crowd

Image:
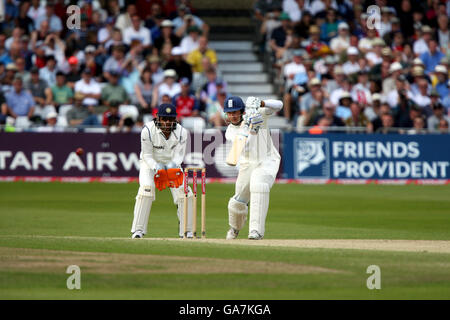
[0,0,449,134]
[0,0,225,132]
[255,0,450,133]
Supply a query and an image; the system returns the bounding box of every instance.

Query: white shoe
[226,228,239,240]
[132,230,144,239]
[186,231,193,239]
[248,230,263,240]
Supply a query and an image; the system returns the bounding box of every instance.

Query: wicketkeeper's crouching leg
[131,185,155,237]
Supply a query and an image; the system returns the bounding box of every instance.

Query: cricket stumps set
[183,167,206,239]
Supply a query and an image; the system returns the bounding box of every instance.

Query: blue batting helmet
[224,96,245,113]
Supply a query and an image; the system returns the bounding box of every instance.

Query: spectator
[438,118,450,133]
[342,46,360,75]
[351,70,371,107]
[65,56,81,89]
[413,25,433,56]
[5,75,35,120]
[38,55,58,87]
[134,67,155,114]
[206,89,227,128]
[282,49,307,120]
[172,4,209,38]
[103,45,127,80]
[25,66,47,108]
[397,103,422,128]
[102,100,122,128]
[378,111,395,133]
[101,70,129,107]
[14,57,30,84]
[173,77,200,118]
[66,92,100,127]
[147,55,164,85]
[299,78,325,127]
[165,46,193,82]
[34,3,63,35]
[406,116,427,134]
[436,14,449,54]
[153,20,181,54]
[320,8,340,44]
[312,101,345,128]
[74,69,101,106]
[123,14,152,50]
[27,0,46,26]
[0,91,7,124]
[98,17,116,46]
[200,68,226,106]
[420,38,445,73]
[5,27,23,51]
[365,38,385,68]
[269,12,292,60]
[412,78,431,109]
[428,103,450,133]
[434,65,448,99]
[2,63,19,93]
[45,71,73,110]
[368,103,392,133]
[155,69,181,106]
[105,27,125,51]
[383,61,403,95]
[386,75,413,109]
[336,91,352,121]
[330,22,350,55]
[179,25,201,55]
[115,3,137,33]
[345,101,370,128]
[259,7,282,53]
[186,36,217,73]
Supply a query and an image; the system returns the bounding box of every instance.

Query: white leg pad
[175,186,194,237]
[228,197,248,230]
[249,182,270,237]
[131,186,155,235]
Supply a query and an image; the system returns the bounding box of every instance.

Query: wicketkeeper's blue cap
[157,103,177,117]
[224,96,245,112]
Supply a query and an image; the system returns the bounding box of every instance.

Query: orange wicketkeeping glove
[154,169,169,191]
[167,168,184,188]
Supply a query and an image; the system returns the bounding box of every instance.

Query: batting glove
[245,96,262,110]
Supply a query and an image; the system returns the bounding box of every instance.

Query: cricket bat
[226,123,251,166]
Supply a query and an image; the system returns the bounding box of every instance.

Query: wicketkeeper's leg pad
[228,197,248,231]
[131,185,155,235]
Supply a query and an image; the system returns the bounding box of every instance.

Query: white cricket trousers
[228,157,280,237]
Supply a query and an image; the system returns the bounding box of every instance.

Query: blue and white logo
[294,138,330,178]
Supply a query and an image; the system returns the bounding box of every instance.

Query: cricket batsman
[131,103,194,239]
[224,96,283,240]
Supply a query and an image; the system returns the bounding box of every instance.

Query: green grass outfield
[0,182,449,299]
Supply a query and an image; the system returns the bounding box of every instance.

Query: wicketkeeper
[224,96,283,240]
[131,103,194,239]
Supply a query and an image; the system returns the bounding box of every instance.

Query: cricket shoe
[180,231,194,239]
[132,230,144,239]
[248,230,263,240]
[226,228,239,240]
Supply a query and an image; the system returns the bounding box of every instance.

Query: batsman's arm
[260,99,283,116]
[140,126,158,170]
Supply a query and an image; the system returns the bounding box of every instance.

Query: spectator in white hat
[155,69,181,106]
[153,20,181,54]
[382,61,402,95]
[434,65,448,99]
[330,22,350,54]
[413,25,433,56]
[342,47,361,75]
